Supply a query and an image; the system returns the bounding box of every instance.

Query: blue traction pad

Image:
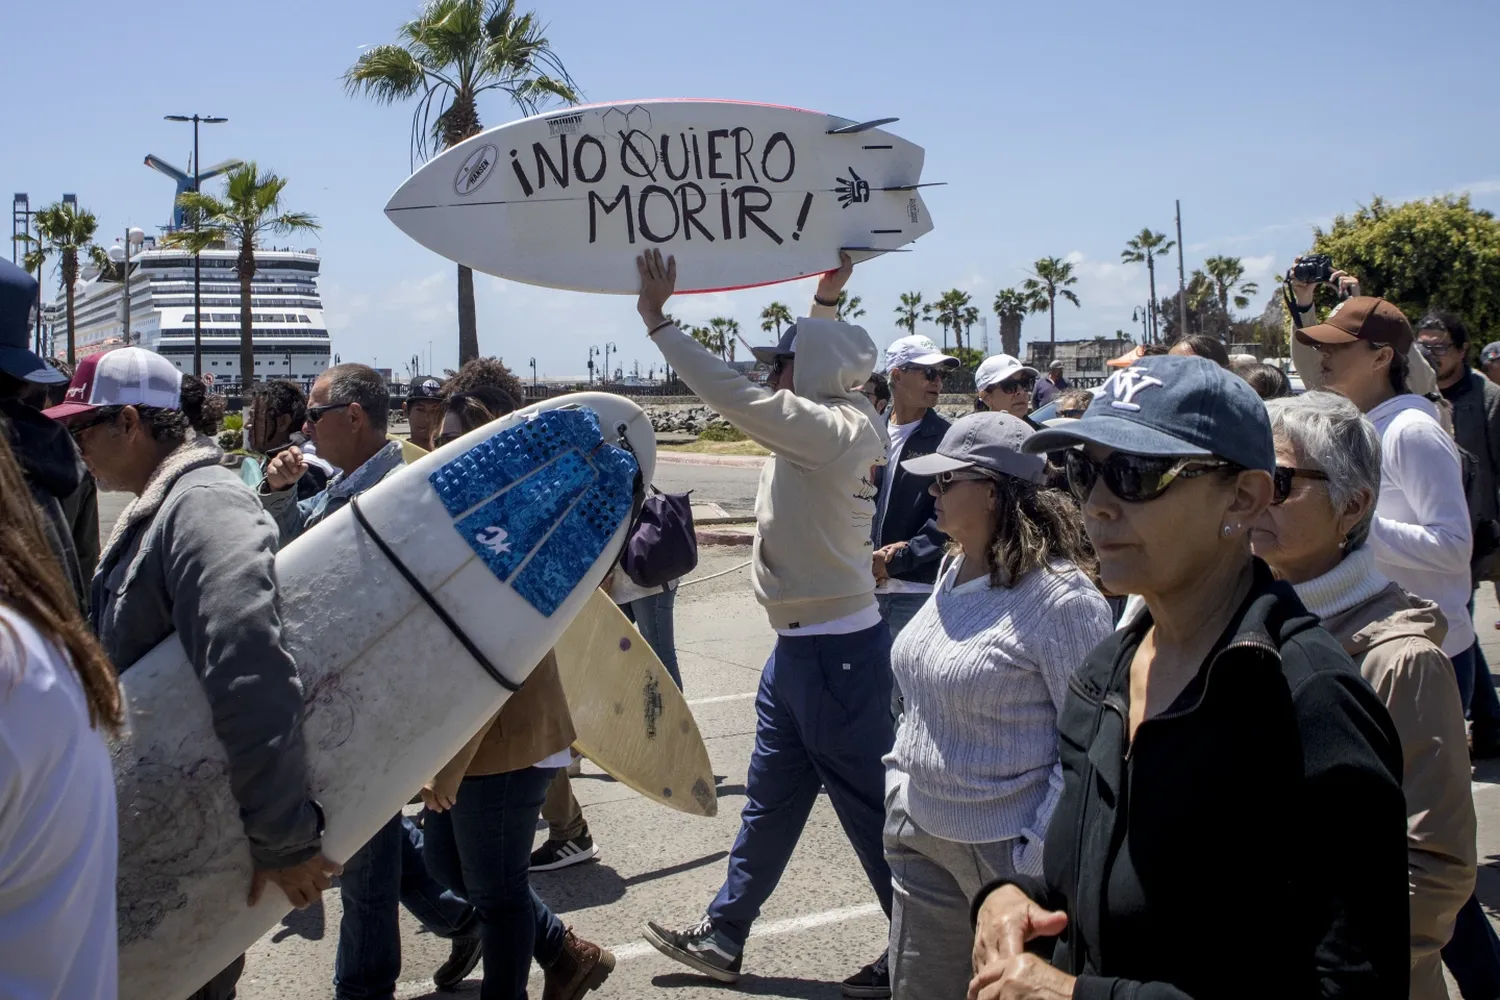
[428,409,638,616]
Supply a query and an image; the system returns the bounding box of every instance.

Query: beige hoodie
[1318,584,1475,1000]
[651,308,887,630]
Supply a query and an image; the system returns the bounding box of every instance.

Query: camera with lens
[1287,254,1335,285]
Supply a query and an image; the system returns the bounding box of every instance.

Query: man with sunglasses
[871,335,959,640]
[636,250,896,997]
[260,363,485,998]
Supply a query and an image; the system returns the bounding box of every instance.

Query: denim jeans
[708,622,895,949]
[623,587,681,690]
[1442,894,1500,999]
[423,767,568,1000]
[334,813,476,1000]
[1452,644,1478,716]
[875,592,929,639]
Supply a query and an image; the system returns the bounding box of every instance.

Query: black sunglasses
[900,365,945,382]
[934,469,1000,494]
[996,375,1036,394]
[306,402,351,423]
[1065,449,1234,504]
[769,354,794,377]
[67,410,118,440]
[1271,465,1329,505]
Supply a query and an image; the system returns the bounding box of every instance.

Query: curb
[657,451,769,468]
[697,526,755,547]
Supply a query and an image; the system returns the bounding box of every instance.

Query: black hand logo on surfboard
[836,167,871,208]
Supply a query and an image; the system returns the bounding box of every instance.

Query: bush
[698,422,745,442]
[222,413,243,431]
[219,429,244,451]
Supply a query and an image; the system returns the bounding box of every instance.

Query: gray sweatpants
[884,793,1018,1000]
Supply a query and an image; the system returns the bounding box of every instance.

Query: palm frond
[343,44,428,102]
[1059,290,1081,308]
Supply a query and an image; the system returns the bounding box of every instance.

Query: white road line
[686,692,757,706]
[393,901,884,995]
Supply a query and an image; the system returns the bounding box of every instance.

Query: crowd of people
[6,233,1500,999]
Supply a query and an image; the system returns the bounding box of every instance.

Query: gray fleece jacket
[92,434,322,868]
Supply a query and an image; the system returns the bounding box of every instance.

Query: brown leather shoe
[542,928,616,1000]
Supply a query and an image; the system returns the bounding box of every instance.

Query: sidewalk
[657,451,767,468]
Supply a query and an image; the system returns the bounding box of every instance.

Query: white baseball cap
[884,335,958,373]
[974,354,1039,392]
[43,347,183,421]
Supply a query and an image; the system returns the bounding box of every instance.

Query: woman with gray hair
[1249,390,1479,1000]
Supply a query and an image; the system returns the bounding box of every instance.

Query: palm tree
[1202,255,1260,337]
[17,203,105,365]
[992,287,1029,357]
[172,163,320,394]
[1021,257,1081,345]
[928,290,973,352]
[689,324,724,360]
[1120,229,1175,343]
[835,291,865,322]
[345,0,580,365]
[759,301,792,338]
[710,316,740,363]
[894,291,925,334]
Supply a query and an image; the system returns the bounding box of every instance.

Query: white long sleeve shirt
[1367,394,1474,656]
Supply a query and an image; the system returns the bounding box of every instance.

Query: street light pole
[165,114,228,377]
[109,227,145,345]
[587,346,598,384]
[603,341,616,384]
[1175,200,1188,342]
[529,356,537,389]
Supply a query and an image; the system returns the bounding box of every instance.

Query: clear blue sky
[5,0,1498,380]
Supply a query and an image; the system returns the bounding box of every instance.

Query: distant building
[1025,336,1135,386]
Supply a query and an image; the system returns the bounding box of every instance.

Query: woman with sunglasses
[970,354,1409,999]
[973,355,1039,420]
[882,412,1111,999]
[1249,391,1477,1000]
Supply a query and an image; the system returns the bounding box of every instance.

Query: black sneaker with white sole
[841,949,890,998]
[530,834,601,872]
[432,934,482,991]
[642,916,743,983]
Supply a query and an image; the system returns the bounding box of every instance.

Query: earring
[1221,524,1233,538]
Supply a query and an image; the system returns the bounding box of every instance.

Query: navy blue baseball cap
[0,258,65,385]
[1022,353,1274,472]
[751,325,798,365]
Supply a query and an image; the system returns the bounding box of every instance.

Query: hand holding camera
[1286,254,1360,308]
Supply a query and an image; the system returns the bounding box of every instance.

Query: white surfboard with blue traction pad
[113,394,653,1000]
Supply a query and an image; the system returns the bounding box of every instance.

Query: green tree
[345,0,580,365]
[759,301,792,337]
[688,324,723,359]
[1121,229,1175,342]
[1310,194,1500,335]
[894,291,925,334]
[1202,255,1260,337]
[16,202,105,365]
[991,288,1028,357]
[835,291,865,322]
[1021,257,1081,345]
[1157,270,1218,342]
[930,289,974,351]
[710,316,740,363]
[173,163,320,392]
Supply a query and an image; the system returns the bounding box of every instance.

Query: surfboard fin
[841,246,914,253]
[826,117,899,135]
[877,182,948,191]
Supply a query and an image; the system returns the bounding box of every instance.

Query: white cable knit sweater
[884,556,1113,871]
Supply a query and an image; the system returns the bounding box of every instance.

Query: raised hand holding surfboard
[385,99,936,293]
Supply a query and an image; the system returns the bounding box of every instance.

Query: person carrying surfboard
[46,348,342,1000]
[260,362,485,997]
[635,249,896,997]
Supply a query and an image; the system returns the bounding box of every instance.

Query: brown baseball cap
[1295,296,1413,355]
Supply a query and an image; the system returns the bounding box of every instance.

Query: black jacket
[872,408,949,585]
[1,397,88,613]
[973,561,1409,999]
[1443,368,1500,523]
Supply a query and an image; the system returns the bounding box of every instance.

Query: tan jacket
[1320,584,1476,999]
[434,651,576,788]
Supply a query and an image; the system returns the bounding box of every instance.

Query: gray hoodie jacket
[93,434,322,868]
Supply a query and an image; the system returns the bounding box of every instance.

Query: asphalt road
[652,459,762,517]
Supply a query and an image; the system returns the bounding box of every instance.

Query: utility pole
[1175,200,1188,342]
[529,356,537,389]
[587,346,598,384]
[165,114,229,377]
[603,342,616,384]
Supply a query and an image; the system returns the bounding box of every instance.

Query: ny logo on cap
[1107,366,1164,412]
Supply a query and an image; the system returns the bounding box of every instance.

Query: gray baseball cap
[1482,342,1500,367]
[751,325,798,366]
[901,411,1046,484]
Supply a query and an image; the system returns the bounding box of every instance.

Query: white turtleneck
[1290,546,1391,621]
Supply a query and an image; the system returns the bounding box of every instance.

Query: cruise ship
[42,155,331,386]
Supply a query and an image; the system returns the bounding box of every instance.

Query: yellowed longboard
[553,588,717,817]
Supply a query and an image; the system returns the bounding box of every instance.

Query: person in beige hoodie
[1251,391,1477,1000]
[634,250,896,997]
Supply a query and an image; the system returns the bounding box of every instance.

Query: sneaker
[642,916,742,983]
[841,950,890,998]
[542,927,616,1000]
[432,935,482,991]
[530,835,601,872]
[567,753,584,777]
